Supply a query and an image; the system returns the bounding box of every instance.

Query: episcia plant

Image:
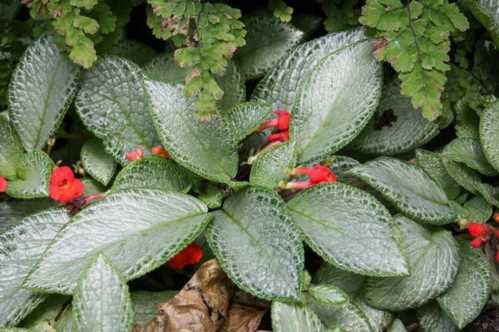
[1,0,499,331]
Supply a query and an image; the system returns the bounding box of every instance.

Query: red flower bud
[260,109,291,131]
[286,164,337,190]
[267,131,289,143]
[0,176,7,192]
[468,223,489,238]
[49,166,85,204]
[168,242,204,270]
[470,238,483,249]
[126,148,144,161]
[151,145,170,159]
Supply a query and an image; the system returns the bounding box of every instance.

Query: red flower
[168,242,204,269]
[260,109,291,131]
[126,148,144,161]
[470,238,483,249]
[267,131,289,143]
[0,176,7,192]
[468,223,489,238]
[151,145,170,159]
[49,166,85,204]
[286,164,337,190]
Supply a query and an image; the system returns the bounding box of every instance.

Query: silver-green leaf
[6,151,53,199]
[236,15,304,80]
[479,100,499,173]
[8,36,79,151]
[24,190,210,294]
[418,302,458,332]
[81,139,117,186]
[0,209,70,326]
[0,113,23,178]
[271,301,324,332]
[249,143,295,190]
[73,255,133,332]
[75,57,159,165]
[348,157,456,225]
[437,241,492,328]
[206,187,304,301]
[363,216,460,311]
[443,137,497,176]
[287,183,408,276]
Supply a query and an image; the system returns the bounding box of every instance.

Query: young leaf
[287,183,408,277]
[271,301,324,332]
[8,36,79,151]
[348,157,456,225]
[253,28,366,110]
[6,151,53,199]
[442,137,497,176]
[73,255,133,332]
[24,190,210,294]
[0,113,23,178]
[250,143,296,190]
[81,139,117,186]
[0,209,70,326]
[292,39,382,163]
[349,80,439,156]
[415,149,461,200]
[363,216,460,311]
[418,302,458,332]
[112,156,195,193]
[75,57,159,165]
[236,15,304,79]
[206,187,304,301]
[437,241,492,328]
[479,101,499,173]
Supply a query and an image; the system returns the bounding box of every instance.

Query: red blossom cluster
[260,109,291,143]
[0,176,7,193]
[285,164,337,190]
[468,220,499,262]
[49,166,85,204]
[126,145,171,162]
[168,242,204,269]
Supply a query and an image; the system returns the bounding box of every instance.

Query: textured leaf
[0,199,55,233]
[308,286,373,332]
[216,61,246,112]
[292,39,382,163]
[19,295,68,331]
[206,187,304,301]
[131,291,175,326]
[348,157,456,225]
[73,255,133,332]
[81,139,117,186]
[54,306,75,332]
[271,301,324,332]
[112,156,195,193]
[349,80,439,155]
[313,264,392,332]
[75,57,159,165]
[442,158,499,208]
[249,143,295,190]
[236,15,304,79]
[462,0,499,47]
[6,151,53,199]
[147,81,268,185]
[450,196,493,224]
[363,216,460,311]
[479,101,499,173]
[25,190,210,294]
[416,149,461,200]
[437,241,492,328]
[287,183,408,276]
[144,54,188,85]
[0,113,23,178]
[418,302,457,332]
[8,36,79,151]
[0,209,70,326]
[443,137,497,176]
[253,29,367,110]
[107,40,157,67]
[308,285,348,305]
